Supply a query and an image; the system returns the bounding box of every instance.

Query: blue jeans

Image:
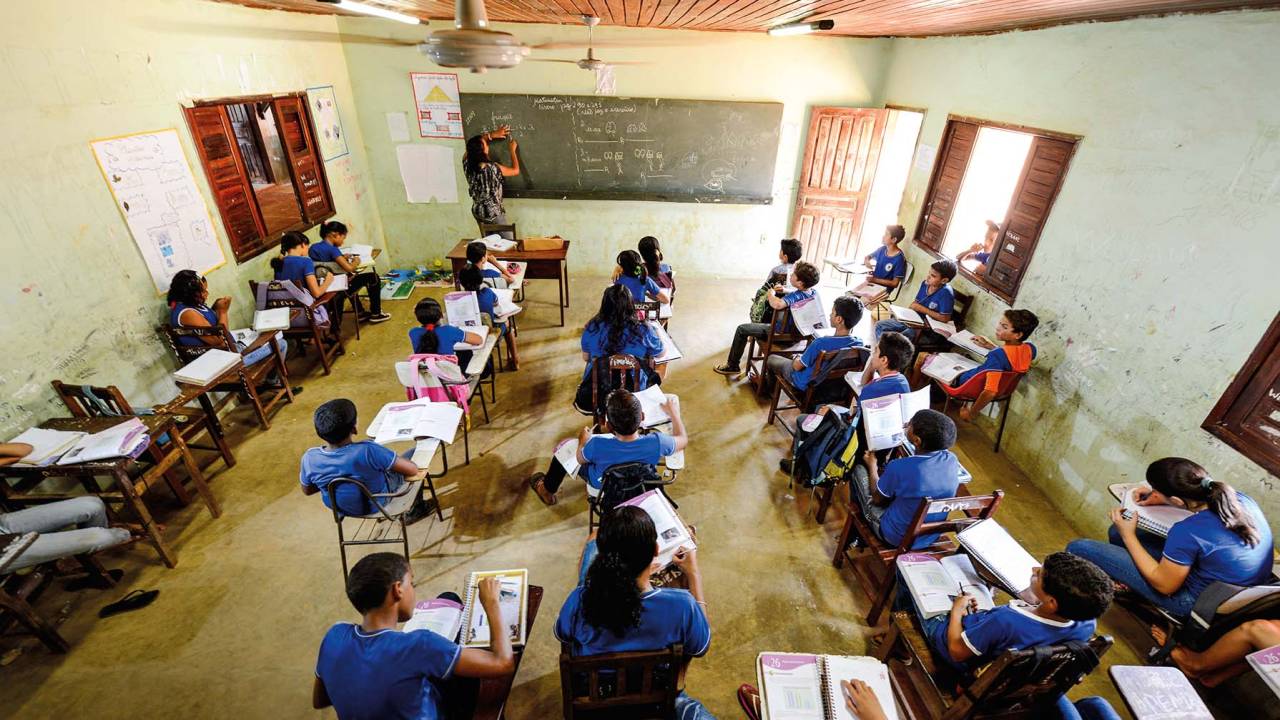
[1055,695,1121,720]
[675,692,716,719]
[240,333,287,367]
[578,539,597,586]
[0,497,131,571]
[1066,527,1197,617]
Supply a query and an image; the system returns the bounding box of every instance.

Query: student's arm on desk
[332,254,357,274]
[312,677,332,709]
[863,451,892,508]
[0,442,34,467]
[454,577,517,677]
[663,396,689,453]
[654,286,671,305]
[1110,507,1192,595]
[486,252,514,282]
[462,329,485,346]
[307,272,333,297]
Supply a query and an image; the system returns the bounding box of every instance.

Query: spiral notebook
[1112,483,1193,537]
[955,518,1041,601]
[458,569,528,648]
[756,653,898,720]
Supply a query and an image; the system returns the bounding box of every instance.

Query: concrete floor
[1,277,1151,719]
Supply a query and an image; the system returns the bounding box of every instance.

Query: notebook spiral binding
[457,573,479,645]
[818,655,836,720]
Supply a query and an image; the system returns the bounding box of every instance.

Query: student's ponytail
[1146,457,1261,547]
[638,236,663,278]
[272,231,310,273]
[270,255,286,273]
[617,249,646,279]
[412,298,443,355]
[582,506,657,637]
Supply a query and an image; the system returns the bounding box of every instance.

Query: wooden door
[790,107,887,265]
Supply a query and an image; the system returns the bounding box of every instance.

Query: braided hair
[582,506,657,636]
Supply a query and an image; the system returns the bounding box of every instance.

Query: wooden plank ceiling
[212,0,1280,36]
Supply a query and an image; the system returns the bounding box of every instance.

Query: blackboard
[460,93,783,204]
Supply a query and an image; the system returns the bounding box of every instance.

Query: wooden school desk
[447,241,571,327]
[473,584,543,720]
[0,415,221,568]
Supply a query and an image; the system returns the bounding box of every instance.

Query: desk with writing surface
[447,241,570,327]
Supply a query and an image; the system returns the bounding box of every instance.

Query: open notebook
[459,569,528,648]
[756,653,899,720]
[619,489,694,568]
[920,352,980,385]
[1112,483,1194,537]
[898,553,996,619]
[860,387,931,451]
[956,518,1041,601]
[403,596,464,641]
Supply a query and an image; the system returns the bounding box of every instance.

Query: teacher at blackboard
[463,124,521,236]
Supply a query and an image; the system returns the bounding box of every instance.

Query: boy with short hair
[874,260,957,340]
[715,260,822,376]
[466,240,515,284]
[915,308,1039,420]
[774,238,803,280]
[766,295,865,391]
[313,552,515,718]
[855,225,908,298]
[457,264,519,370]
[957,220,999,276]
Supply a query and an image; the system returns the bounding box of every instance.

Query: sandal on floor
[99,589,159,618]
[528,473,557,506]
[737,683,762,720]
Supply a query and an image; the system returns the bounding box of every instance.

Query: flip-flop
[64,568,124,592]
[737,684,762,720]
[98,589,159,618]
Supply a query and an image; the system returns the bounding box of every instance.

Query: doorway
[853,108,925,259]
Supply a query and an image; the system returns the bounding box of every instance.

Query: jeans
[766,354,794,383]
[240,333,287,367]
[1065,527,1198,617]
[875,318,914,341]
[1055,695,1122,720]
[849,465,887,536]
[0,497,130,572]
[675,692,717,720]
[726,322,769,368]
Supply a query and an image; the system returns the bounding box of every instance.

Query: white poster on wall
[410,72,464,139]
[306,85,349,161]
[914,143,937,172]
[396,144,459,204]
[90,129,225,292]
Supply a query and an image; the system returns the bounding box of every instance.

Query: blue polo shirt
[170,303,218,346]
[783,287,816,305]
[316,622,460,720]
[300,441,401,517]
[860,373,911,403]
[475,287,503,323]
[555,586,710,658]
[792,335,865,390]
[275,254,316,290]
[956,344,1038,386]
[869,246,907,283]
[876,449,962,548]
[914,282,955,317]
[615,275,664,303]
[1163,492,1273,597]
[929,602,1095,670]
[581,433,676,490]
[408,325,467,355]
[974,251,992,265]
[309,240,344,263]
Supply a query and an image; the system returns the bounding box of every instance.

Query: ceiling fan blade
[136,20,422,46]
[600,60,651,66]
[525,58,583,64]
[530,38,687,50]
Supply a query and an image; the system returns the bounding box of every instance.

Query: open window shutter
[916,121,978,252]
[272,94,335,223]
[183,105,266,258]
[1203,312,1280,478]
[986,136,1076,302]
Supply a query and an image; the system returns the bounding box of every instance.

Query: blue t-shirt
[555,586,710,658]
[300,441,401,517]
[316,622,460,720]
[581,433,676,490]
[955,344,1038,386]
[914,282,955,317]
[579,321,663,388]
[1163,492,1274,597]
[170,303,218,346]
[929,602,1096,670]
[860,373,911,403]
[870,246,907,283]
[408,325,467,355]
[974,251,992,265]
[276,254,317,290]
[615,275,664,303]
[475,287,504,325]
[783,287,817,305]
[309,240,344,263]
[792,335,865,390]
[876,449,962,548]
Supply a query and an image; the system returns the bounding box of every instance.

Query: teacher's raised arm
[463,124,522,235]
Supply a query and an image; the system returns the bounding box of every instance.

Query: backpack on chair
[598,462,671,515]
[790,406,857,489]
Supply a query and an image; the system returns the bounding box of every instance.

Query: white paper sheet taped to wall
[396,143,458,204]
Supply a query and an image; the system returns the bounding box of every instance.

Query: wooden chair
[835,490,1004,625]
[559,642,684,719]
[868,259,914,321]
[767,346,870,433]
[326,477,427,580]
[0,533,120,653]
[875,610,1112,720]
[480,221,516,240]
[746,308,805,397]
[938,370,1027,452]
[586,354,648,426]
[157,324,292,431]
[249,279,344,375]
[914,290,973,354]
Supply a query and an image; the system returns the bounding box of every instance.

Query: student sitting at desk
[858,224,908,297]
[299,398,433,524]
[714,261,821,377]
[873,260,956,341]
[457,265,518,370]
[957,220,999,276]
[613,249,671,305]
[272,231,334,300]
[309,220,391,324]
[465,240,515,285]
[639,236,675,293]
[913,308,1039,420]
[409,297,485,371]
[313,552,514,719]
[576,286,664,414]
[555,505,712,720]
[1066,457,1272,618]
[766,295,865,392]
[166,269,288,369]
[529,389,686,506]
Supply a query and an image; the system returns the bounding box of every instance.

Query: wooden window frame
[913,114,1081,304]
[1203,312,1280,478]
[184,92,335,263]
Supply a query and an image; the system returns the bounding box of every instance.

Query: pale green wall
[880,11,1280,532]
[0,0,385,438]
[335,17,889,275]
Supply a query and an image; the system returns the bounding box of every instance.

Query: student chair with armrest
[317,266,365,343]
[394,356,486,466]
[767,346,870,433]
[157,324,292,431]
[836,490,1005,626]
[937,370,1027,453]
[746,307,806,397]
[583,354,649,426]
[1113,578,1280,665]
[914,290,973,354]
[559,643,684,719]
[0,531,123,653]
[875,609,1112,720]
[249,279,344,375]
[326,476,427,581]
[868,260,914,321]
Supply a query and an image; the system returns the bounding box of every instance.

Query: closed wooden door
[791,107,888,265]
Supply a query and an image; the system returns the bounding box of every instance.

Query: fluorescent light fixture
[767,19,835,36]
[321,0,422,25]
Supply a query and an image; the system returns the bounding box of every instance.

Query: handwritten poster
[307,85,349,161]
[411,72,463,139]
[90,129,225,292]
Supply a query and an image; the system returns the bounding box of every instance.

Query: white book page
[373,403,424,445]
[957,519,1041,595]
[8,428,86,466]
[927,317,957,337]
[1123,487,1193,536]
[823,656,900,720]
[554,438,581,475]
[789,295,828,337]
[862,396,906,451]
[327,274,350,292]
[949,330,993,357]
[634,385,672,427]
[412,404,463,445]
[464,570,526,647]
[444,291,483,328]
[940,555,996,611]
[921,352,979,384]
[253,307,291,331]
[490,287,522,318]
[899,387,932,423]
[403,598,463,639]
[897,555,955,618]
[623,490,693,566]
[889,305,923,324]
[652,321,682,363]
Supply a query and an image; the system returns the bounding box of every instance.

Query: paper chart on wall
[306,85,349,161]
[386,112,411,143]
[90,129,225,292]
[396,144,459,203]
[410,72,463,139]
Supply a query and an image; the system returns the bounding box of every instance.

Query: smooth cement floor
[1,277,1149,718]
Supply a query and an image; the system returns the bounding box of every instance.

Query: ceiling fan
[528,15,649,71]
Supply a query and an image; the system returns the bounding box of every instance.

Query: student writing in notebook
[309,220,391,324]
[166,269,289,370]
[613,249,671,305]
[313,553,514,719]
[575,285,664,414]
[850,409,962,550]
[957,220,999,276]
[638,235,675,293]
[457,265,519,370]
[1066,457,1272,618]
[737,677,889,720]
[715,261,821,376]
[873,260,957,340]
[465,239,515,285]
[272,231,334,300]
[859,224,908,296]
[914,309,1039,419]
[766,295,866,392]
[408,297,485,371]
[555,505,712,719]
[529,389,687,506]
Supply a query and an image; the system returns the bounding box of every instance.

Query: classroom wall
[0,0,385,439]
[335,17,889,276]
[880,11,1280,533]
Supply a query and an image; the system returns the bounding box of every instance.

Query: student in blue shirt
[715,261,822,376]
[613,249,671,305]
[851,409,962,549]
[465,240,516,285]
[909,551,1113,672]
[555,505,713,720]
[165,269,290,370]
[861,224,908,294]
[639,236,675,294]
[957,220,999,276]
[299,398,434,524]
[309,220,391,324]
[271,231,334,300]
[529,389,687,505]
[313,552,514,720]
[873,260,957,340]
[575,285,665,413]
[766,295,866,391]
[1067,457,1273,618]
[408,297,485,372]
[457,265,519,370]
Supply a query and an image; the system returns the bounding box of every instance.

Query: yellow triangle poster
[424,84,453,103]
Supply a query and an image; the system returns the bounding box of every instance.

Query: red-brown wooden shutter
[986,136,1076,302]
[273,94,334,224]
[915,121,978,252]
[183,105,266,259]
[1203,312,1280,478]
